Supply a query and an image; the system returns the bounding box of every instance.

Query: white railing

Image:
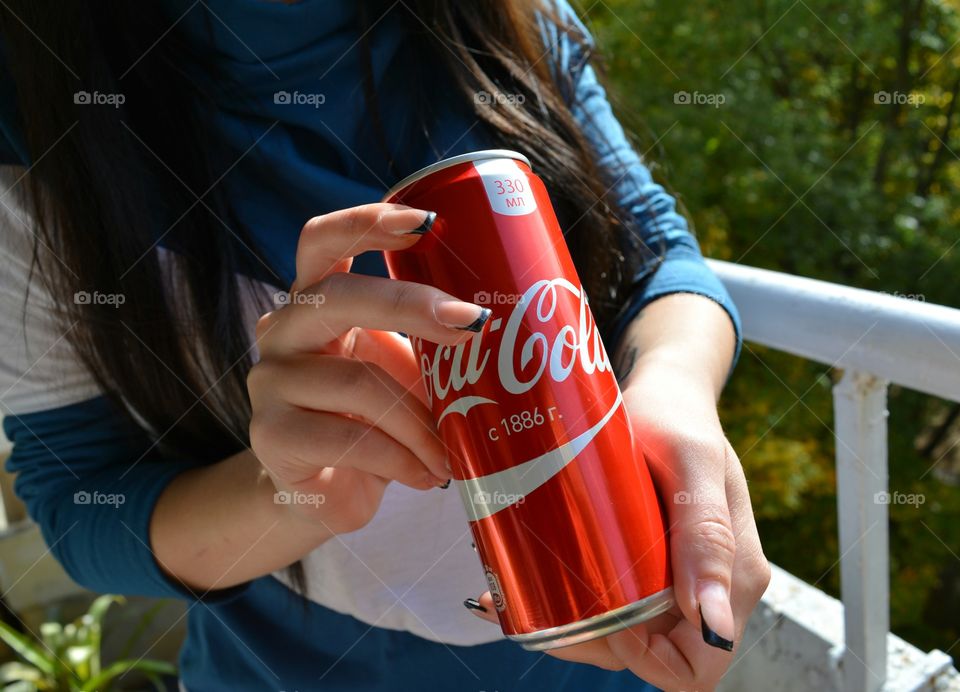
[708,260,960,692]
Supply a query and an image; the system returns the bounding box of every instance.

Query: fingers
[607,623,700,689]
[292,204,435,292]
[258,273,489,358]
[350,329,427,404]
[642,431,737,650]
[723,442,772,628]
[248,355,448,480]
[251,404,448,492]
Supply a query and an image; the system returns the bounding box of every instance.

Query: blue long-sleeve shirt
[0,2,740,690]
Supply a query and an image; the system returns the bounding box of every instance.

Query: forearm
[150,450,333,592]
[613,292,737,400]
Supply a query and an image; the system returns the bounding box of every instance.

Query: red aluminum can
[383,150,673,650]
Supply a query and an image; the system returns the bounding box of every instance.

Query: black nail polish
[458,307,492,333]
[439,479,451,489]
[463,598,488,613]
[699,604,734,651]
[408,211,437,235]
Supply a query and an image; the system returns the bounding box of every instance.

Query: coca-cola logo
[412,279,612,424]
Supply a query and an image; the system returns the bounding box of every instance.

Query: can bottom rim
[508,587,675,651]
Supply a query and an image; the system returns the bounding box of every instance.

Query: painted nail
[435,302,491,332]
[426,474,448,489]
[699,603,734,651]
[463,598,488,613]
[439,479,451,489]
[407,211,437,235]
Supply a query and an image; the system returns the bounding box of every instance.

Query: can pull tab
[474,158,538,216]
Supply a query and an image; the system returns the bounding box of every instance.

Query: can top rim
[383,149,532,201]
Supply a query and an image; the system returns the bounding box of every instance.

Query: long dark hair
[0,2,653,469]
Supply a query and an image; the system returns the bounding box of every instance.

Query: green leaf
[117,601,169,662]
[4,681,42,692]
[38,623,63,656]
[0,621,56,676]
[85,595,123,628]
[0,661,47,684]
[78,659,176,692]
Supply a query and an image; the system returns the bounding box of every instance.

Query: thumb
[664,449,737,652]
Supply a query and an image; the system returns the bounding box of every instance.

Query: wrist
[248,454,336,541]
[621,349,718,402]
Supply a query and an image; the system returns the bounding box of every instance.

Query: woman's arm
[613,292,736,398]
[149,450,333,591]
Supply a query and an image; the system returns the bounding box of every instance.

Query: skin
[150,203,770,690]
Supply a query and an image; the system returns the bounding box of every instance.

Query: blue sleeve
[543,1,742,370]
[4,396,248,602]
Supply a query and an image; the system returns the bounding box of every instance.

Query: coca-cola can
[383,150,673,650]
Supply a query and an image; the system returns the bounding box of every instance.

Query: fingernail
[698,582,735,651]
[435,302,491,332]
[439,479,451,489]
[444,457,453,475]
[463,598,487,613]
[407,211,437,235]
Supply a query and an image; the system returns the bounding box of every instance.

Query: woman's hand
[248,203,489,537]
[466,296,770,692]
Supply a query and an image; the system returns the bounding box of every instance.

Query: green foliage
[586,0,960,656]
[0,595,176,691]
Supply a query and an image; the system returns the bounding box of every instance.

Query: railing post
[833,369,889,692]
